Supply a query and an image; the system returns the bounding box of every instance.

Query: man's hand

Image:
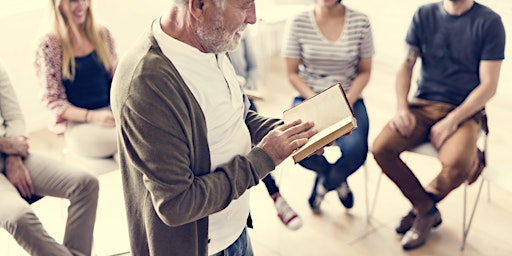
[390,109,416,137]
[88,109,116,128]
[429,116,458,149]
[5,155,34,198]
[257,120,316,166]
[0,136,29,157]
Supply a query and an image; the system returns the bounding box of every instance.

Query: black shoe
[336,181,354,209]
[396,210,416,234]
[308,176,326,214]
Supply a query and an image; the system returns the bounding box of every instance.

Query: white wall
[0,3,48,132]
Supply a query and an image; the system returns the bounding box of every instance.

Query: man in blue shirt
[372,0,505,250]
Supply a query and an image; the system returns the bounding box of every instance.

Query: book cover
[283,83,357,163]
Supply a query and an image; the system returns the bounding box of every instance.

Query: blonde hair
[50,0,112,80]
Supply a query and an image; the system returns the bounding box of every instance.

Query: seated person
[371,0,505,250]
[230,30,302,230]
[35,0,117,159]
[281,0,374,213]
[0,59,99,256]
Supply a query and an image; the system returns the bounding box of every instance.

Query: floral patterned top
[34,26,117,135]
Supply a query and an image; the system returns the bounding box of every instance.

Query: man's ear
[189,0,205,20]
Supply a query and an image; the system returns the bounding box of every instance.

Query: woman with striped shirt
[281,0,374,213]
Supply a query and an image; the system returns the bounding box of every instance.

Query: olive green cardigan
[111,28,282,256]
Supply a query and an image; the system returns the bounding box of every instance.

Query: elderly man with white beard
[110,0,324,255]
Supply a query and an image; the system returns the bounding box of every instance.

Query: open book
[283,83,357,163]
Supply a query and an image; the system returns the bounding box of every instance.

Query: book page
[283,83,352,130]
[282,83,358,163]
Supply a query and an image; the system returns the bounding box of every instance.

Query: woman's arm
[346,58,372,106]
[34,35,76,126]
[285,57,316,99]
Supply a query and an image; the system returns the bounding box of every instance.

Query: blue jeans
[292,97,369,191]
[210,228,253,256]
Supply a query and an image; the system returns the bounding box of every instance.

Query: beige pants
[64,121,117,158]
[0,153,99,256]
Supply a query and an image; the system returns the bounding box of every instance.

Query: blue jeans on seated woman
[291,97,369,191]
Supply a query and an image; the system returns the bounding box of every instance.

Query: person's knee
[371,140,391,163]
[0,203,34,232]
[84,173,100,195]
[441,160,471,184]
[75,172,100,196]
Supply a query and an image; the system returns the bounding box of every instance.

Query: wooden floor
[246,57,512,256]
[2,57,512,256]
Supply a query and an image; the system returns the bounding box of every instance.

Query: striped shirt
[281,7,374,93]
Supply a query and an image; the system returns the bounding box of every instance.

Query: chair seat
[64,152,118,176]
[409,143,438,157]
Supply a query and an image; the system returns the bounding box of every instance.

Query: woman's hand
[87,109,116,127]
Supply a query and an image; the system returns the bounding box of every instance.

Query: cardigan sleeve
[101,26,118,77]
[34,33,69,134]
[245,110,283,145]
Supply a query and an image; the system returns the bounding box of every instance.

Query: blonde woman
[35,0,117,158]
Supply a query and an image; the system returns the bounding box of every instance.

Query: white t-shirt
[152,21,252,255]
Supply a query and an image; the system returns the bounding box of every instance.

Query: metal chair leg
[364,162,383,223]
[461,178,485,251]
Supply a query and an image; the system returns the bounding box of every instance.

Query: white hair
[171,0,225,9]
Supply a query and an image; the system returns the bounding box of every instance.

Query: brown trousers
[372,99,481,215]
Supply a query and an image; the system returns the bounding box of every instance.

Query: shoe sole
[285,217,303,230]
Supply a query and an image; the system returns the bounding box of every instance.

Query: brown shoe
[401,209,442,250]
[395,210,416,234]
[467,149,485,185]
